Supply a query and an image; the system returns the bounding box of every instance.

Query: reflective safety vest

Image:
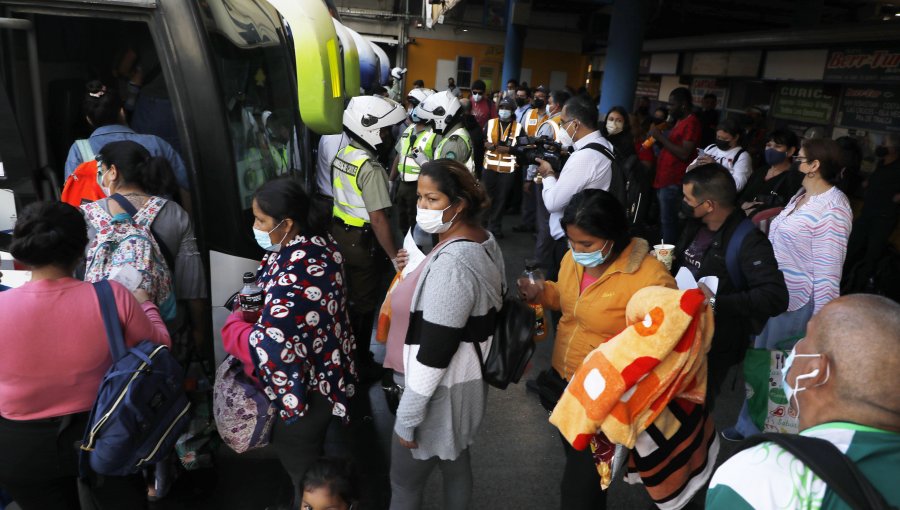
[537,113,562,141]
[331,145,375,227]
[397,124,438,182]
[484,118,522,173]
[522,108,547,137]
[436,125,475,174]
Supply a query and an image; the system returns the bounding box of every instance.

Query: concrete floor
[25,225,744,510]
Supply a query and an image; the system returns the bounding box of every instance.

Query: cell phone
[696,148,707,158]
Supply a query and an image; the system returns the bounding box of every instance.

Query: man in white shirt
[535,94,613,279]
[315,133,349,216]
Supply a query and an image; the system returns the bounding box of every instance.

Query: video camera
[510,135,566,173]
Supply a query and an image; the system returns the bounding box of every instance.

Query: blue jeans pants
[657,184,682,244]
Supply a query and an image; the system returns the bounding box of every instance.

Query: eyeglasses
[793,155,809,164]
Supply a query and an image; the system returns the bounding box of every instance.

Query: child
[300,458,359,510]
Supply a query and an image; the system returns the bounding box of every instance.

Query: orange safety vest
[522,108,547,137]
[484,118,522,173]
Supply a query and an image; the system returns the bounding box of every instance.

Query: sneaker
[720,427,745,442]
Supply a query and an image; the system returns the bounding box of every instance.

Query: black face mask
[715,139,732,151]
[875,146,889,158]
[515,98,527,107]
[533,98,546,109]
[680,200,705,219]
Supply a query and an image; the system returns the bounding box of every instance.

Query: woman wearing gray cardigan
[390,160,504,510]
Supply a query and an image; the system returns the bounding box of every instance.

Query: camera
[510,135,566,173]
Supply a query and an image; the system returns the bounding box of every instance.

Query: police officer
[390,88,438,235]
[418,90,475,173]
[482,97,522,237]
[331,95,406,379]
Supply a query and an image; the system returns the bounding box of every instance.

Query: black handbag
[473,294,536,390]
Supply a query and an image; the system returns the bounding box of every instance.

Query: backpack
[583,143,646,226]
[583,143,627,210]
[61,139,106,207]
[471,244,537,390]
[725,218,755,291]
[82,194,175,320]
[79,280,191,476]
[736,433,897,510]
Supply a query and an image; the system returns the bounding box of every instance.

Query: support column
[500,0,526,90]
[598,0,646,117]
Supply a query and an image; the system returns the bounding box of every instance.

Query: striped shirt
[768,186,852,313]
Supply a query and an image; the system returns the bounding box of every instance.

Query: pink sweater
[0,278,170,420]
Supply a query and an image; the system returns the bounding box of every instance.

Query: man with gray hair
[707,294,900,509]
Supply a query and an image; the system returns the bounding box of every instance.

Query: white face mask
[606,119,624,136]
[557,120,575,148]
[546,104,552,116]
[498,109,512,121]
[472,93,482,102]
[416,205,458,234]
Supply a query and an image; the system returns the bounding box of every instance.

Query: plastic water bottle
[519,261,547,342]
[239,272,264,323]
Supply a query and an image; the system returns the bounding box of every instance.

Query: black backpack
[583,143,645,226]
[736,433,896,510]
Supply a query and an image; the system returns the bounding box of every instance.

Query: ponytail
[98,140,178,197]
[83,80,123,127]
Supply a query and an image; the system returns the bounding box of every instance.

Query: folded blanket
[550,285,713,454]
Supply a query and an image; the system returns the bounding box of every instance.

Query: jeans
[482,169,516,232]
[657,184,683,244]
[389,438,472,510]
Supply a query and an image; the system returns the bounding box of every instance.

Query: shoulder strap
[737,433,894,510]
[582,142,615,162]
[109,194,176,271]
[725,218,754,291]
[93,280,128,361]
[75,139,95,163]
[705,143,717,153]
[734,148,747,165]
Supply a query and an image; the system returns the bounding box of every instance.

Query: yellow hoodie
[542,238,677,380]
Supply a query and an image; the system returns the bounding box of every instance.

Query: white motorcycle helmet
[417,90,462,134]
[406,87,435,109]
[343,95,407,151]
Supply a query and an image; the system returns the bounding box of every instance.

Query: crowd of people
[0,67,898,510]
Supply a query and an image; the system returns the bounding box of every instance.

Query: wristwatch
[708,296,717,312]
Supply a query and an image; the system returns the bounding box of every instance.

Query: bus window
[195,0,303,211]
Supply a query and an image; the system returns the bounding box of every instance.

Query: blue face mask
[781,345,829,420]
[765,147,789,166]
[569,240,611,268]
[253,219,286,251]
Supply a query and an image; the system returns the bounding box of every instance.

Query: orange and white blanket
[550,286,714,493]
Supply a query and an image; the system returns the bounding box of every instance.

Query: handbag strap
[737,433,894,510]
[93,280,128,361]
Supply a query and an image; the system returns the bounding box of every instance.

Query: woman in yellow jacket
[521,188,675,510]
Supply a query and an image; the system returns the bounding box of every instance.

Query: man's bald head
[807,294,900,418]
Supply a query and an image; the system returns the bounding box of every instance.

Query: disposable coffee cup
[654,243,675,270]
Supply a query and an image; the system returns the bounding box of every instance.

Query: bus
[0,0,375,362]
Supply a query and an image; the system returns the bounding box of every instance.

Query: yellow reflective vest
[397,124,438,182]
[331,145,374,227]
[436,125,475,174]
[522,108,547,137]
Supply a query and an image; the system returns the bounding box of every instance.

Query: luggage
[79,280,191,476]
[212,355,276,453]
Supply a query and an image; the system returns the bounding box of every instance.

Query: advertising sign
[836,85,900,133]
[771,84,837,124]
[824,47,900,83]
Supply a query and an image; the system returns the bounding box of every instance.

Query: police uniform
[483,117,522,233]
[330,141,393,347]
[393,124,439,235]
[435,123,475,173]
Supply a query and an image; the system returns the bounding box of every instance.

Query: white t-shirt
[689,144,753,192]
[316,133,349,197]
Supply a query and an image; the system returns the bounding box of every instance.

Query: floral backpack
[82,195,175,320]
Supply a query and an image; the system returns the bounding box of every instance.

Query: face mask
[569,240,611,267]
[715,139,732,151]
[515,98,527,108]
[765,147,788,166]
[533,98,545,109]
[681,199,706,219]
[781,346,829,420]
[558,121,575,148]
[472,93,482,102]
[409,107,422,123]
[498,109,512,121]
[416,205,458,234]
[253,219,286,251]
[546,104,552,116]
[875,146,889,158]
[605,120,623,136]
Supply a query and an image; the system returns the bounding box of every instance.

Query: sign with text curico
[772,84,837,124]
[836,85,900,133]
[824,47,900,83]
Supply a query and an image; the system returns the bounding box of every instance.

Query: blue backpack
[79,280,191,476]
